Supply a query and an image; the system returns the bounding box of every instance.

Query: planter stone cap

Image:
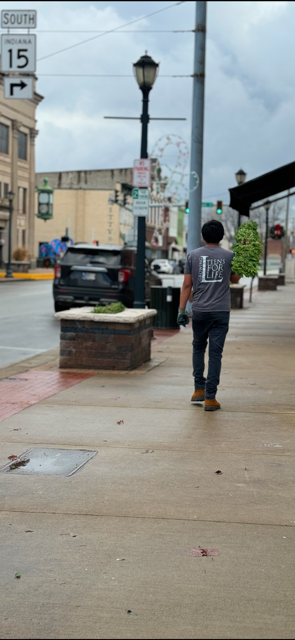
[259,275,279,279]
[55,306,157,323]
[230,284,246,289]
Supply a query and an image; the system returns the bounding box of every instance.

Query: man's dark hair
[202,220,224,244]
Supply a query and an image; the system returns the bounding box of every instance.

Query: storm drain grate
[0,448,97,476]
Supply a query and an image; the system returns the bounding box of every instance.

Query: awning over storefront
[229,161,295,217]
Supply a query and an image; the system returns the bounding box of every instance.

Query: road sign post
[4,76,33,99]
[132,188,149,217]
[1,10,37,29]
[132,159,151,188]
[1,34,36,73]
[1,10,37,101]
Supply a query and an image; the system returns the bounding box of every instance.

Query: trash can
[150,286,180,329]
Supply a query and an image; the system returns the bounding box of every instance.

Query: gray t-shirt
[185,246,234,312]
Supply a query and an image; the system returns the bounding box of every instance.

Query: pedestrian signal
[216,200,223,215]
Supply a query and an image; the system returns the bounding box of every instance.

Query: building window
[18,187,27,213]
[18,131,27,160]
[0,124,9,154]
[3,183,9,198]
[22,229,26,248]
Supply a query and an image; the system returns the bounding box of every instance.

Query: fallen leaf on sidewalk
[215,470,222,475]
[8,455,30,470]
[141,449,154,454]
[189,547,220,557]
[117,420,124,425]
[15,573,21,579]
[24,530,33,533]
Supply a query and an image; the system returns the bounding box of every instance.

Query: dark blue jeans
[192,311,230,399]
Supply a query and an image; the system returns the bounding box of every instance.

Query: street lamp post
[263,200,271,276]
[133,52,159,309]
[235,168,247,228]
[5,191,15,279]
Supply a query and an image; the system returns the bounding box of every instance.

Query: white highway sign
[1,34,36,73]
[132,159,151,188]
[133,188,149,217]
[1,10,37,29]
[4,76,33,100]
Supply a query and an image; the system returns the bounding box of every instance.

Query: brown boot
[191,389,205,403]
[204,398,220,412]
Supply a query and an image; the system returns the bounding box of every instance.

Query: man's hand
[177,308,189,327]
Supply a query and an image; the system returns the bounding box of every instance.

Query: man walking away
[177,220,240,411]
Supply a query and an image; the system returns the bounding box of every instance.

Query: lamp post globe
[235,168,247,186]
[133,52,159,309]
[133,52,159,92]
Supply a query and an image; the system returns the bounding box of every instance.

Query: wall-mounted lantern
[36,177,53,221]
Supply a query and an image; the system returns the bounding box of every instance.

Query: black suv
[53,243,161,312]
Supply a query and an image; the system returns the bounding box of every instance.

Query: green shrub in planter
[232,221,262,278]
[92,302,126,314]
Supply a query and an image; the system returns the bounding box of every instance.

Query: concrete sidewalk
[0,285,294,639]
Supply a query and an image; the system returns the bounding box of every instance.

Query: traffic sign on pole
[132,188,149,217]
[4,76,33,99]
[132,159,151,188]
[1,34,36,73]
[201,202,214,207]
[1,10,37,29]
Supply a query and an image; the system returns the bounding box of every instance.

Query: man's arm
[179,274,193,308]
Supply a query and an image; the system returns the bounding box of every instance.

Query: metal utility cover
[0,448,97,476]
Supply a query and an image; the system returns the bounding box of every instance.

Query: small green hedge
[232,220,263,278]
[91,302,126,314]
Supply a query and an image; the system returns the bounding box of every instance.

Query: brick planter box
[230,285,245,309]
[258,275,278,291]
[55,307,157,370]
[277,273,285,286]
[6,261,30,273]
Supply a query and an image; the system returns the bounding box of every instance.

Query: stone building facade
[0,73,43,265]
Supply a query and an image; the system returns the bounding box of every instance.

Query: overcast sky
[2,0,295,214]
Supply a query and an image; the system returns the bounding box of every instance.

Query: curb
[0,273,54,281]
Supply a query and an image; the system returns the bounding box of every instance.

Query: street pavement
[0,281,59,367]
[0,284,294,639]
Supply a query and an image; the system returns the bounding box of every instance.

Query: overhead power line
[37,74,191,78]
[37,1,186,62]
[35,29,192,33]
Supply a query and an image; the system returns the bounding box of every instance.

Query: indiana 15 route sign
[1,34,36,73]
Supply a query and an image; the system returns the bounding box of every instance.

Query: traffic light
[123,193,128,207]
[185,200,190,213]
[114,189,120,203]
[216,200,223,215]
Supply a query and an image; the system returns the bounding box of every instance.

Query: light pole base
[133,300,145,309]
[5,269,13,279]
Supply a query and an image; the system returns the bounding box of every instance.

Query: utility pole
[283,189,290,274]
[187,0,207,254]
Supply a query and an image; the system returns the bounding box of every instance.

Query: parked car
[168,259,181,274]
[151,259,174,274]
[178,258,187,274]
[53,244,162,312]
